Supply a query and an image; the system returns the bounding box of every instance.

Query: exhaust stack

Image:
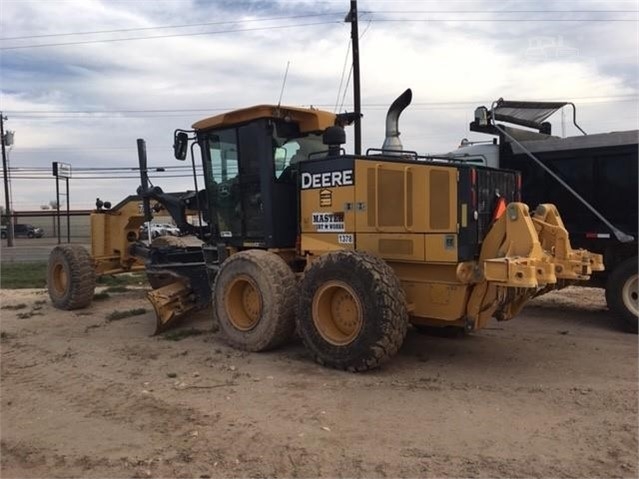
[382,88,412,154]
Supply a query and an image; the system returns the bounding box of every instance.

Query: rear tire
[297,251,408,372]
[213,250,297,351]
[47,245,96,310]
[605,257,638,334]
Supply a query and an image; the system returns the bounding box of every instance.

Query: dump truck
[47,89,604,371]
[445,99,637,333]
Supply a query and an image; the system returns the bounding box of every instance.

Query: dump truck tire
[296,251,408,372]
[605,257,638,334]
[47,245,96,310]
[213,249,296,351]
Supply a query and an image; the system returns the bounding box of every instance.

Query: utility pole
[346,0,362,155]
[1,113,14,247]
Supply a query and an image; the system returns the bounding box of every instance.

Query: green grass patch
[93,292,110,301]
[104,285,130,293]
[161,328,205,341]
[106,308,147,321]
[98,273,146,287]
[1,303,27,310]
[0,261,48,289]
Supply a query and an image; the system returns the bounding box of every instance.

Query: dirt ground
[0,285,637,478]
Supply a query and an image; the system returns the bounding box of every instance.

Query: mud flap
[147,279,198,333]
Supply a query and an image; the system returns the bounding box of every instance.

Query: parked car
[139,222,180,240]
[1,224,44,239]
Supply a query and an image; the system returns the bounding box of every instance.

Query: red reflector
[585,233,597,238]
[470,168,477,185]
[493,196,507,220]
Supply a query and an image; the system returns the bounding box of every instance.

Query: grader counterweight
[47,89,603,371]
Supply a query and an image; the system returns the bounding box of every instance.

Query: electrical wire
[7,95,637,115]
[2,174,201,180]
[0,21,343,50]
[0,13,347,41]
[333,39,352,113]
[2,9,634,50]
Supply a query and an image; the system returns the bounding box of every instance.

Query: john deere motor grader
[47,89,603,371]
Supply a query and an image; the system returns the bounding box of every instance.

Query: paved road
[0,238,90,263]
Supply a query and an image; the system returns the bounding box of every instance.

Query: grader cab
[47,89,603,371]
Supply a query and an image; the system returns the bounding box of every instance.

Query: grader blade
[147,279,198,333]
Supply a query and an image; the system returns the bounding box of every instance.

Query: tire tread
[297,251,408,372]
[47,245,96,310]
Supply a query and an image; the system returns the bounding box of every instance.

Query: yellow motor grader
[47,89,603,371]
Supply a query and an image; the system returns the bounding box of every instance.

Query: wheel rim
[312,281,363,346]
[51,262,68,295]
[225,275,262,331]
[622,273,639,317]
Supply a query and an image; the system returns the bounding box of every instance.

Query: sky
[1,0,637,210]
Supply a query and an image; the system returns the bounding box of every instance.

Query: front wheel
[605,257,638,333]
[297,251,408,372]
[47,245,96,310]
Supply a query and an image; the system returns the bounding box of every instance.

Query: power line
[0,21,343,51]
[6,95,637,115]
[0,13,346,41]
[3,174,201,180]
[370,18,636,22]
[2,10,636,50]
[9,165,202,171]
[3,9,632,42]
[372,10,638,13]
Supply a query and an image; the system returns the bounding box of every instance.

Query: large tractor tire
[296,251,408,372]
[146,235,203,289]
[605,257,638,334]
[212,249,297,351]
[47,245,96,310]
